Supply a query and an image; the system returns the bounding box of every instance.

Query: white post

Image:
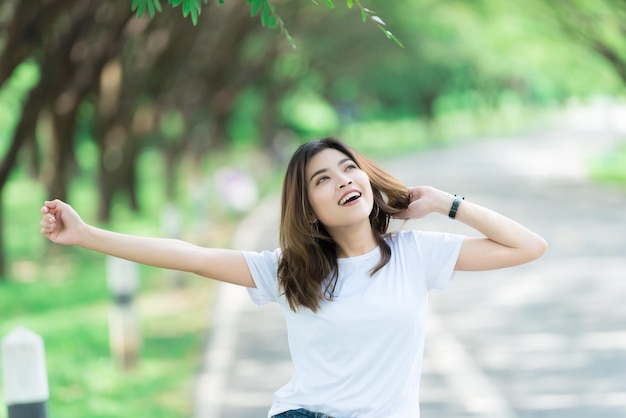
[106,256,141,370]
[1,327,49,418]
[106,256,139,303]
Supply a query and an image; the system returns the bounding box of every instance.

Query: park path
[193,104,626,418]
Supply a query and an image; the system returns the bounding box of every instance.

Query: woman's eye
[316,176,329,184]
[346,164,357,171]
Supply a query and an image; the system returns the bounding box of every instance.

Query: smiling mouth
[339,192,361,205]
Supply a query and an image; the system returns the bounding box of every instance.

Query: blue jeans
[272,408,335,418]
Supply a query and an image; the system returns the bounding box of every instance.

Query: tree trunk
[164,147,179,201]
[123,143,140,213]
[0,186,6,279]
[97,158,116,222]
[0,0,75,88]
[47,105,79,201]
[95,120,131,221]
[420,93,440,143]
[97,126,139,222]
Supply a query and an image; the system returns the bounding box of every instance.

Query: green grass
[0,273,215,418]
[0,150,222,418]
[1,248,216,418]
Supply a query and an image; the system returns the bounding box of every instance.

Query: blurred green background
[1,0,625,416]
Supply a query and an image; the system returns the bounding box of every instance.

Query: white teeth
[339,192,361,205]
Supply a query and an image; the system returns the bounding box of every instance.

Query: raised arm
[40,199,255,287]
[395,186,547,271]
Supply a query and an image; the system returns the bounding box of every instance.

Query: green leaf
[346,0,353,8]
[389,33,404,48]
[267,13,277,28]
[277,18,296,49]
[132,0,147,17]
[250,0,262,16]
[378,26,404,48]
[154,0,162,12]
[147,0,155,17]
[217,0,224,4]
[261,0,270,26]
[360,8,367,22]
[323,0,334,8]
[170,0,183,6]
[182,0,202,24]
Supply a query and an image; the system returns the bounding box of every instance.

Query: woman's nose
[337,177,353,189]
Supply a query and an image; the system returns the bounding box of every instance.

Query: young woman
[40,137,546,418]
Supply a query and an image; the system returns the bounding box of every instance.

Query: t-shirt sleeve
[411,230,464,291]
[242,248,281,305]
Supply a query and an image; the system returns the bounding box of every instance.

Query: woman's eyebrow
[309,158,352,182]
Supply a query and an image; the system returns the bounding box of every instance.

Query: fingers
[406,187,425,202]
[39,213,56,235]
[41,199,65,217]
[40,200,59,229]
[41,203,51,215]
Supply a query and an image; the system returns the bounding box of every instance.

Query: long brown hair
[277,138,410,312]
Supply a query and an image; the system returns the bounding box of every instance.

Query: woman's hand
[40,199,86,246]
[394,186,453,220]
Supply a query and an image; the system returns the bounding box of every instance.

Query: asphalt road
[193,105,626,418]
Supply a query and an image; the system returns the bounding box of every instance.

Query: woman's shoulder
[386,229,425,242]
[387,229,462,248]
[242,247,282,267]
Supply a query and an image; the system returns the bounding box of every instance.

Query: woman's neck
[329,223,378,258]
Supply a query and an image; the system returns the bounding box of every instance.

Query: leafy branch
[131,0,402,47]
[132,0,207,25]
[346,0,403,48]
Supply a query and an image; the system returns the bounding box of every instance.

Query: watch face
[449,197,461,219]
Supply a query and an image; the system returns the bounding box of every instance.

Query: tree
[0,0,134,278]
[0,0,275,277]
[532,0,626,85]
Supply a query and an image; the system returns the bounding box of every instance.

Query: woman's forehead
[306,148,351,173]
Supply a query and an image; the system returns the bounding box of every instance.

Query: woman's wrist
[430,188,455,216]
[76,223,95,248]
[448,195,465,219]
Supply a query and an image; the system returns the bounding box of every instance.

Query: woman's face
[305,148,374,231]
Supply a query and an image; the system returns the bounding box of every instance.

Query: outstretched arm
[40,199,255,287]
[395,186,547,271]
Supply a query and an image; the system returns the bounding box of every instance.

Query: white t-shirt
[242,230,464,418]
